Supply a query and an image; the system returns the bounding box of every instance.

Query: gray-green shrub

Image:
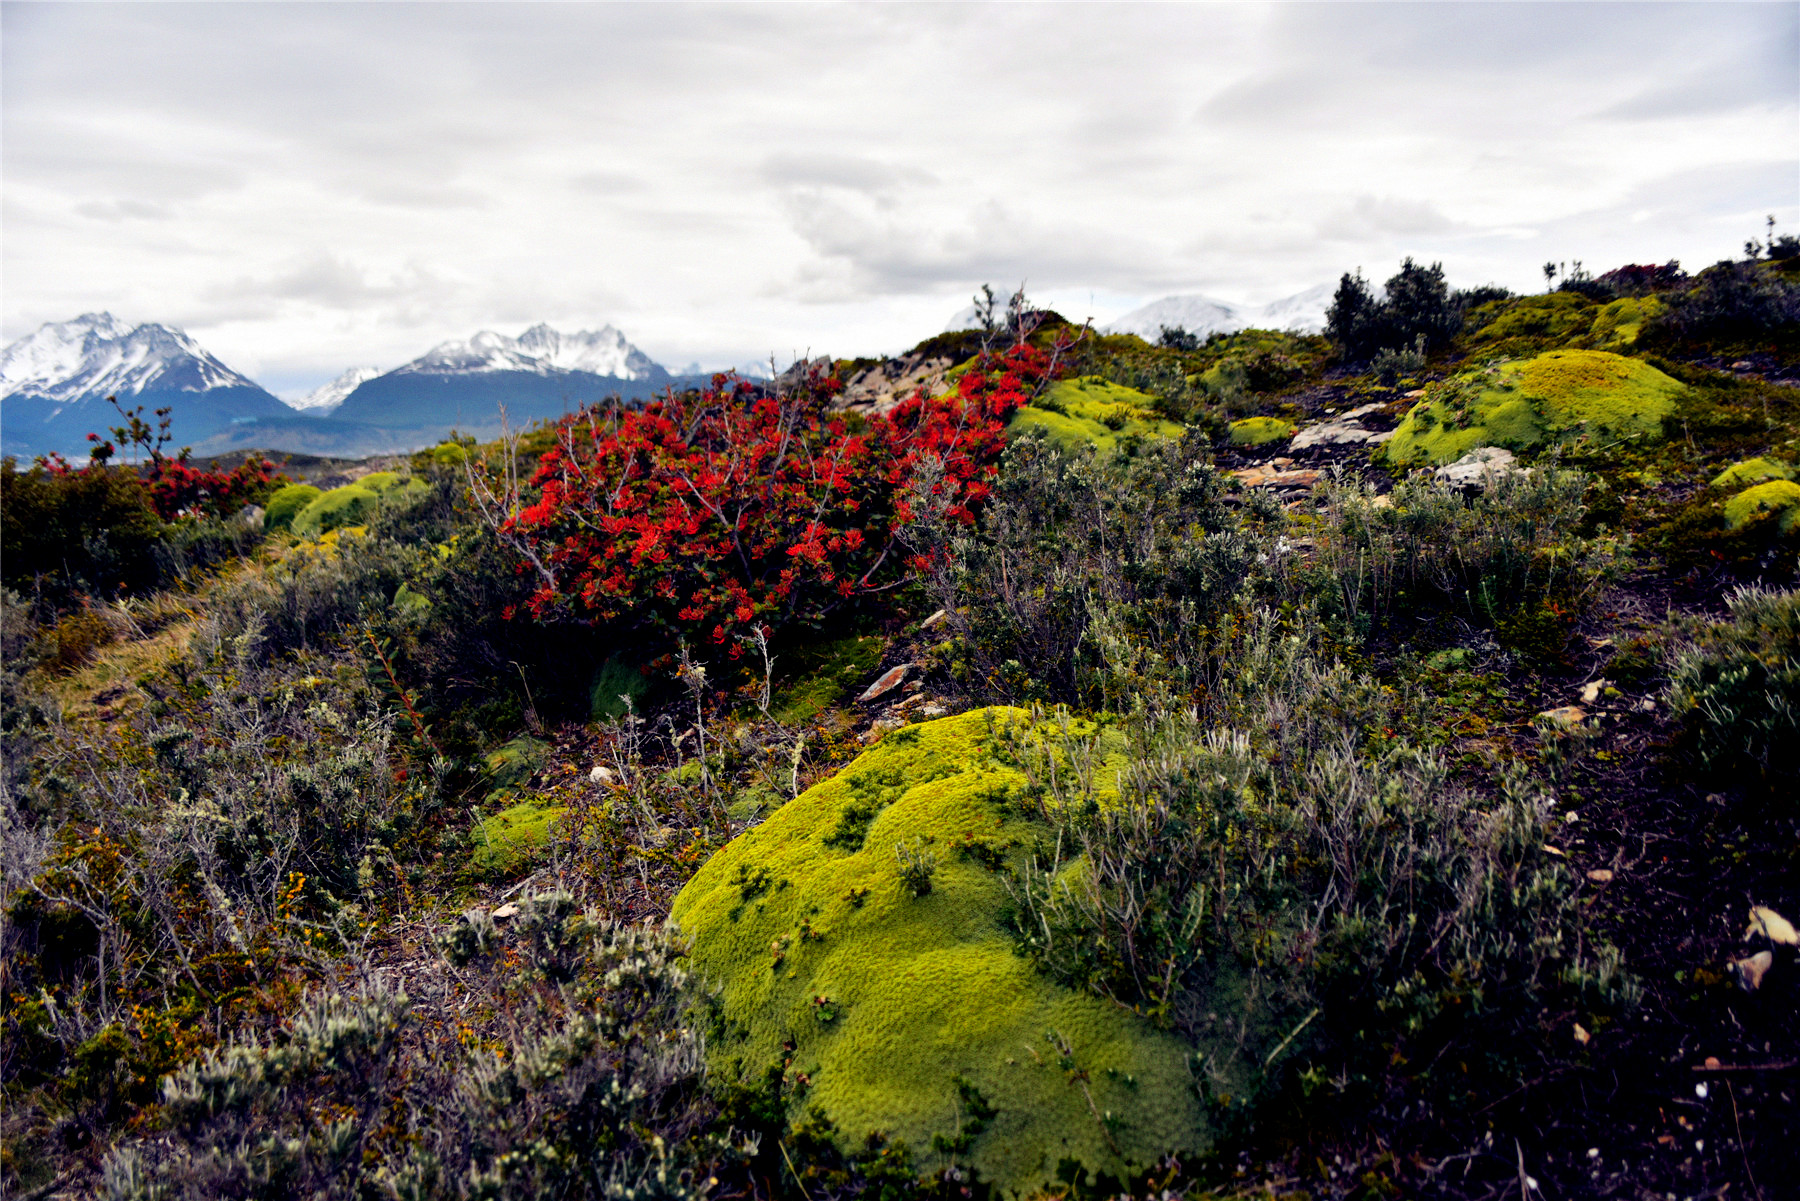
[1668,586,1800,787]
[102,897,731,1201]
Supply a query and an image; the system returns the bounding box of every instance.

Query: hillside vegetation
[2,250,1796,1201]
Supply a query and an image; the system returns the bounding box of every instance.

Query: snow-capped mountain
[1103,284,1334,341]
[290,366,383,414]
[396,323,661,380]
[332,323,673,432]
[2,312,264,403]
[1,313,291,459]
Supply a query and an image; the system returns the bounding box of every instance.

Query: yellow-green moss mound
[1228,416,1297,447]
[1007,378,1183,453]
[264,484,322,532]
[1712,457,1795,490]
[292,484,380,537]
[672,709,1207,1193]
[1381,349,1684,467]
[1724,480,1800,534]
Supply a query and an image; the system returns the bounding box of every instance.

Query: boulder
[1434,446,1521,488]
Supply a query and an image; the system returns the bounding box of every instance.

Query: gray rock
[1434,446,1520,488]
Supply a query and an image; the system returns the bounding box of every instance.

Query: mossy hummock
[1006,377,1183,453]
[1723,480,1800,534]
[1381,349,1685,467]
[672,709,1208,1194]
[1228,416,1298,447]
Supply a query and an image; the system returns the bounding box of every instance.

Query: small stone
[1573,1022,1591,1044]
[1587,868,1614,883]
[1731,949,1774,991]
[1579,678,1611,705]
[492,903,520,920]
[1695,1083,1709,1099]
[589,764,617,785]
[857,663,914,704]
[1537,704,1587,729]
[919,703,948,718]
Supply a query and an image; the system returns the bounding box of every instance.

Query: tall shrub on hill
[482,349,1047,647]
[1327,258,1459,363]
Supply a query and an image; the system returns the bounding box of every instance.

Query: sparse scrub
[101,899,728,1201]
[1301,466,1620,637]
[1668,586,1800,788]
[936,428,1261,706]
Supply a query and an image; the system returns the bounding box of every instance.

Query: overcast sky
[3,2,1795,397]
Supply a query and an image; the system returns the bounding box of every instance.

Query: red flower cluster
[497,343,1053,643]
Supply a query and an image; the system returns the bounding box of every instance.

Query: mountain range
[2,286,1340,461]
[0,317,686,460]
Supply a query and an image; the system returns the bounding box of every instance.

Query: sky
[3,1,1796,399]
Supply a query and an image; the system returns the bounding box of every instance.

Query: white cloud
[1,2,1794,392]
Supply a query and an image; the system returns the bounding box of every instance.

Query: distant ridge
[1103,283,1334,340]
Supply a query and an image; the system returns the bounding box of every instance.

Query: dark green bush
[1643,260,1800,353]
[1301,467,1620,637]
[1,459,165,604]
[1668,586,1800,788]
[1327,259,1459,363]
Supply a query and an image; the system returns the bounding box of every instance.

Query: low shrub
[1001,619,1635,1133]
[937,429,1259,706]
[102,899,726,1201]
[1302,466,1619,636]
[1668,586,1800,787]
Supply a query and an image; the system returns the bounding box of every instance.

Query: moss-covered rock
[1723,480,1800,533]
[484,735,550,791]
[770,635,885,724]
[1007,378,1183,453]
[1381,349,1684,467]
[1228,416,1298,447]
[291,485,379,537]
[357,471,401,493]
[263,484,322,532]
[672,708,1209,1195]
[1711,457,1795,489]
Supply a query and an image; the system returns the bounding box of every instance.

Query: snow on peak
[1,313,259,404]
[1102,284,1334,341]
[289,366,383,414]
[399,323,660,380]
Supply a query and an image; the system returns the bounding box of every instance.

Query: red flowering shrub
[43,399,281,521]
[486,344,1056,645]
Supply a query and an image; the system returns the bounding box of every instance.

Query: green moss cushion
[1724,480,1800,533]
[672,709,1208,1194]
[471,797,566,876]
[263,484,322,532]
[1228,416,1298,447]
[1711,458,1795,490]
[1007,378,1184,453]
[291,485,379,537]
[1381,349,1684,467]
